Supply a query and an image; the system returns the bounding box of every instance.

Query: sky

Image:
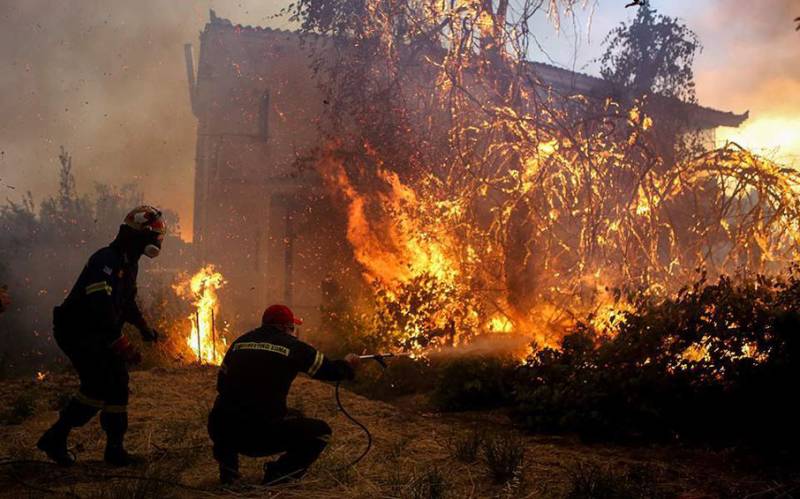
[529,0,800,164]
[0,0,797,240]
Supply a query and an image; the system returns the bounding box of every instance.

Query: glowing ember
[173,265,227,365]
[35,371,47,382]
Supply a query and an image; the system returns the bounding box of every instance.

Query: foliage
[565,462,663,499]
[600,0,701,103]
[481,432,525,484]
[450,427,483,463]
[513,269,800,449]
[289,0,800,351]
[348,355,437,401]
[0,148,187,376]
[318,276,381,358]
[430,354,517,411]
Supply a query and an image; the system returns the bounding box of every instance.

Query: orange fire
[319,147,489,353]
[173,265,227,365]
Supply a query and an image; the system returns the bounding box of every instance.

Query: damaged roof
[202,9,748,129]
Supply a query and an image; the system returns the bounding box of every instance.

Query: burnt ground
[0,366,796,498]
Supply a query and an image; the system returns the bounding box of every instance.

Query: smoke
[0,0,288,239]
[0,0,289,375]
[2,0,793,236]
[525,1,800,165]
[687,0,800,164]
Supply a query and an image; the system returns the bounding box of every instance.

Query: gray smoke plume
[0,0,287,238]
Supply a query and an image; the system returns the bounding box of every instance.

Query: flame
[680,341,710,363]
[319,146,487,353]
[173,265,227,365]
[36,371,47,382]
[307,0,800,360]
[319,148,460,288]
[487,315,514,333]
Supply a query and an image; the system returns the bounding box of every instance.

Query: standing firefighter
[208,304,361,486]
[37,206,166,467]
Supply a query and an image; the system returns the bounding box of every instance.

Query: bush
[482,432,524,484]
[349,355,437,401]
[565,462,662,499]
[513,271,800,449]
[450,427,483,463]
[408,467,447,499]
[0,148,187,377]
[430,354,517,411]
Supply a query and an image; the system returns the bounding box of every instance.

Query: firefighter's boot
[37,397,98,466]
[101,411,143,466]
[212,442,240,485]
[262,462,300,486]
[36,426,74,466]
[219,463,241,486]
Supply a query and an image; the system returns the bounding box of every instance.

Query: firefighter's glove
[140,326,159,342]
[111,336,142,365]
[344,353,361,368]
[341,354,360,380]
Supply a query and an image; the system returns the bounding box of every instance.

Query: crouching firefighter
[37,206,167,467]
[208,304,361,486]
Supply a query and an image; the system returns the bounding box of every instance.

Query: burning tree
[290,0,800,352]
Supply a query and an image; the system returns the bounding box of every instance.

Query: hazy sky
[0,0,797,239]
[530,0,800,164]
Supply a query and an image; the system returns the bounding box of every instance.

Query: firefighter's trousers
[208,406,332,481]
[51,331,130,444]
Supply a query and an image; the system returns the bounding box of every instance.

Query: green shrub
[430,354,516,411]
[349,355,437,400]
[513,271,800,449]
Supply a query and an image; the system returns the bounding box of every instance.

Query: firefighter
[36,206,166,467]
[208,304,361,486]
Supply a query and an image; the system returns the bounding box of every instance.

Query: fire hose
[334,353,406,469]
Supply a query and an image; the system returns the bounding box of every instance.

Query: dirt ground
[0,366,796,498]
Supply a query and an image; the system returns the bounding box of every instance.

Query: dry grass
[0,366,795,498]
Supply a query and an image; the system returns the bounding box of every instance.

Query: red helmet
[124,206,167,258]
[262,304,304,326]
[124,205,167,235]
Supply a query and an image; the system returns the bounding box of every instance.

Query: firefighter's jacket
[214,325,354,421]
[54,240,147,349]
